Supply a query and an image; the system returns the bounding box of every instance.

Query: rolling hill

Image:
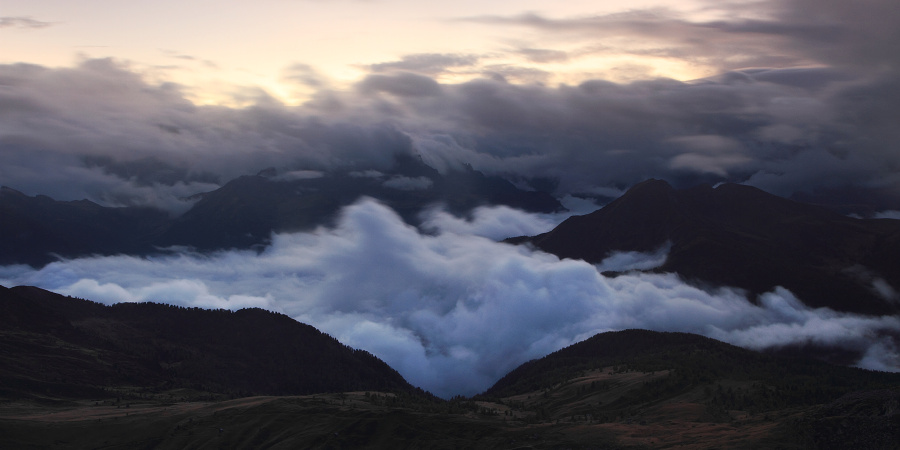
[2,295,897,449]
[0,285,415,401]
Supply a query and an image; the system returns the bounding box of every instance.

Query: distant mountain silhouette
[519,179,900,315]
[158,156,561,251]
[0,155,562,264]
[0,285,415,400]
[0,186,169,266]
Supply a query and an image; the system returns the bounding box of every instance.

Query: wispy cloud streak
[0,16,54,29]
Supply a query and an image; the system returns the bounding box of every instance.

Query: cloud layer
[3,57,899,211]
[3,200,897,397]
[2,0,900,212]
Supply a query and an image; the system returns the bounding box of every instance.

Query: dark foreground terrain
[2,370,898,449]
[2,286,899,449]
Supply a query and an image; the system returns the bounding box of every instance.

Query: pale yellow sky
[4,0,728,105]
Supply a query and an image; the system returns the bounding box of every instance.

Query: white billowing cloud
[595,243,670,272]
[667,135,752,177]
[421,204,559,240]
[670,153,753,177]
[874,210,900,220]
[1,200,898,398]
[872,278,899,302]
[708,288,900,360]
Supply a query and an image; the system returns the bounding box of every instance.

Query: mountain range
[3,176,900,447]
[0,154,561,266]
[514,179,900,316]
[8,172,900,318]
[1,285,898,449]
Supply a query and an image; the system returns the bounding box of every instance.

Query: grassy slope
[3,322,898,448]
[0,285,415,401]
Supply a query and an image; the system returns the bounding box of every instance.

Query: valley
[2,286,897,448]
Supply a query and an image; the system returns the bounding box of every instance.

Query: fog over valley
[3,0,900,402]
[3,200,898,398]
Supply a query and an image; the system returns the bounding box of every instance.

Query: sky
[3,0,900,211]
[4,0,718,104]
[3,0,900,397]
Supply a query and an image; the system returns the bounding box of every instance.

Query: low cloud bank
[2,200,898,397]
[5,35,900,213]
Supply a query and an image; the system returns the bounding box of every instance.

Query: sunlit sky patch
[6,0,744,105]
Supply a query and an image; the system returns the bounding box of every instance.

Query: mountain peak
[257,167,278,178]
[525,179,900,315]
[0,186,27,197]
[626,178,674,192]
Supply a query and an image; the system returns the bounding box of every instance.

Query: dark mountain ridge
[520,179,900,315]
[0,285,415,400]
[3,286,898,448]
[0,155,562,265]
[482,329,899,400]
[0,186,169,266]
[479,329,900,449]
[158,157,562,251]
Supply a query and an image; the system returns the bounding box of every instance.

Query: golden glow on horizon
[3,0,719,106]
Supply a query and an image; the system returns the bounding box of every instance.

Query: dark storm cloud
[358,72,443,97]
[387,72,820,193]
[461,0,900,72]
[0,58,418,209]
[2,59,898,211]
[0,16,54,29]
[771,0,900,69]
[347,0,900,202]
[3,0,900,211]
[458,9,808,70]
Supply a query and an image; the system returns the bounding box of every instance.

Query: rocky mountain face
[519,179,900,315]
[0,156,562,265]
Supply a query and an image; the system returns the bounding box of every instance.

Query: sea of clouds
[2,200,898,398]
